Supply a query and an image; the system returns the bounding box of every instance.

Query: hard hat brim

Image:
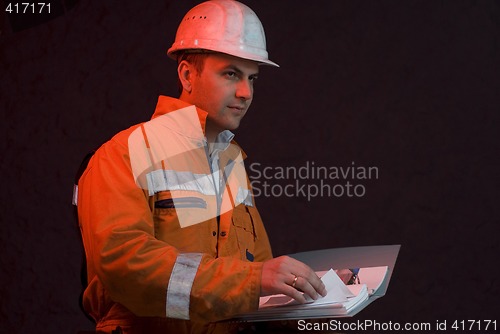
[167,46,279,68]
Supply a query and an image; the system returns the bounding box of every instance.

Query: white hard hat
[167,0,279,67]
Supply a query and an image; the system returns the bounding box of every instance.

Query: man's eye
[225,71,237,78]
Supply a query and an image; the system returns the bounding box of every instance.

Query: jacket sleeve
[78,137,264,322]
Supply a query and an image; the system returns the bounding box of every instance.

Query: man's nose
[236,79,253,100]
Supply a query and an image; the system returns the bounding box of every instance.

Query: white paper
[259,269,355,309]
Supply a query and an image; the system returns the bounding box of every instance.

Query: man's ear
[178,60,193,93]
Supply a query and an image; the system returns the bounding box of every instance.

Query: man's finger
[292,276,320,300]
[293,269,327,297]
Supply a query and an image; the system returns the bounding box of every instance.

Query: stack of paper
[235,266,388,322]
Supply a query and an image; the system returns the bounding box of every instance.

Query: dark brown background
[1,1,498,333]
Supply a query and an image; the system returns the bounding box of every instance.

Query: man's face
[189,53,259,134]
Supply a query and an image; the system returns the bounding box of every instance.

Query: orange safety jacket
[76,96,273,333]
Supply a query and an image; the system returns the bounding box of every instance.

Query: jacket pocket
[153,192,209,239]
[155,197,207,209]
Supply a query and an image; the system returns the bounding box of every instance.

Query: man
[75,1,326,333]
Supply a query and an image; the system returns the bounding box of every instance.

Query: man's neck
[205,120,221,153]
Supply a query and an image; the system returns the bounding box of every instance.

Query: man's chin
[228,121,242,131]
[221,119,242,131]
[207,117,242,133]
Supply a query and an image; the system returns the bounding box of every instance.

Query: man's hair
[177,51,210,95]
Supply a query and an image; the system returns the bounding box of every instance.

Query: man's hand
[260,256,327,303]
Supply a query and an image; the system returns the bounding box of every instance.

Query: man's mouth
[228,105,245,112]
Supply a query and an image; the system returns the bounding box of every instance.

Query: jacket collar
[150,96,236,152]
[151,96,208,138]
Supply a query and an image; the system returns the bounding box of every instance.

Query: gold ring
[291,275,298,288]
